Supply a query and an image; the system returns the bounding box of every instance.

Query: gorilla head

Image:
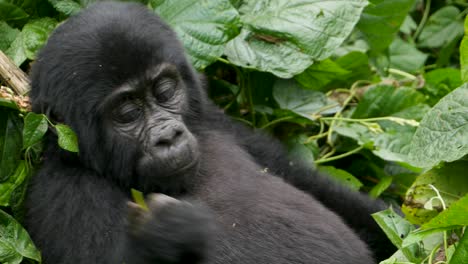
[31,3,203,191]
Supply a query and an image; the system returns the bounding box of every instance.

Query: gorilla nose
[154,127,185,148]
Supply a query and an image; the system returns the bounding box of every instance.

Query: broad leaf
[0,161,27,207]
[388,38,427,73]
[418,6,464,48]
[372,208,421,262]
[450,232,468,264]
[23,113,48,149]
[402,161,468,225]
[273,79,339,120]
[225,0,367,78]
[154,0,240,69]
[318,166,363,191]
[295,59,350,91]
[0,1,28,24]
[0,21,19,51]
[55,124,79,153]
[357,0,415,53]
[0,110,23,181]
[22,18,58,60]
[0,209,41,264]
[408,84,468,168]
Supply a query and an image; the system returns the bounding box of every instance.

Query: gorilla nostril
[155,128,185,148]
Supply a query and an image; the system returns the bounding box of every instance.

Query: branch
[0,50,30,96]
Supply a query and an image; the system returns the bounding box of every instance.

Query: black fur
[25,2,391,263]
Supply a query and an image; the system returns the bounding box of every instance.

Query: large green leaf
[48,0,84,16]
[225,0,367,78]
[0,1,28,24]
[0,110,23,182]
[22,18,58,60]
[22,113,48,149]
[0,161,27,207]
[0,209,41,264]
[295,59,350,91]
[402,161,468,225]
[388,38,427,73]
[418,6,464,49]
[372,208,421,262]
[273,79,339,120]
[450,232,468,264]
[0,21,19,51]
[154,0,240,69]
[408,84,468,168]
[357,0,415,53]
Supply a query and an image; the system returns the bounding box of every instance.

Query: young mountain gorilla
[26,2,391,263]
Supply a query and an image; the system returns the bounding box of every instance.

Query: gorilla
[25,2,392,263]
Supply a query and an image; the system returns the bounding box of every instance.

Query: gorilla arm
[25,157,214,264]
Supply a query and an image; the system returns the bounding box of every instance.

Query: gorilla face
[101,63,200,186]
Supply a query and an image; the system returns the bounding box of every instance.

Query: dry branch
[0,50,30,96]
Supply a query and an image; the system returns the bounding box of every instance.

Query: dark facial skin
[101,64,199,187]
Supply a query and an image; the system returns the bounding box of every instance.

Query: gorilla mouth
[136,138,200,179]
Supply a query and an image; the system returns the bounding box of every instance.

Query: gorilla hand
[125,194,215,264]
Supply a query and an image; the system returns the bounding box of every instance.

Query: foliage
[1,0,468,263]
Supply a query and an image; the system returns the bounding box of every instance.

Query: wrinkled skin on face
[100,64,200,190]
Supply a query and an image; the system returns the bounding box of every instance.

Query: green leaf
[0,209,41,263]
[154,0,240,69]
[318,166,363,191]
[48,0,83,16]
[295,59,350,91]
[450,232,468,264]
[0,1,28,24]
[369,175,392,198]
[22,18,58,60]
[408,84,468,168]
[131,189,149,211]
[388,38,428,73]
[0,21,19,51]
[273,79,339,121]
[418,6,464,49]
[286,134,319,164]
[55,124,79,153]
[0,161,27,207]
[225,0,367,78]
[372,208,421,262]
[5,33,27,66]
[402,161,468,225]
[423,68,463,105]
[22,113,48,149]
[400,15,417,35]
[422,194,468,229]
[0,99,19,110]
[353,85,426,118]
[357,0,415,53]
[0,110,23,181]
[461,15,468,83]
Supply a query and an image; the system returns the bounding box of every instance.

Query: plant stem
[414,0,431,40]
[260,116,294,129]
[315,145,364,164]
[388,68,417,80]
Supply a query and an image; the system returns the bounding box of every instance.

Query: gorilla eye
[154,79,176,103]
[114,100,142,124]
